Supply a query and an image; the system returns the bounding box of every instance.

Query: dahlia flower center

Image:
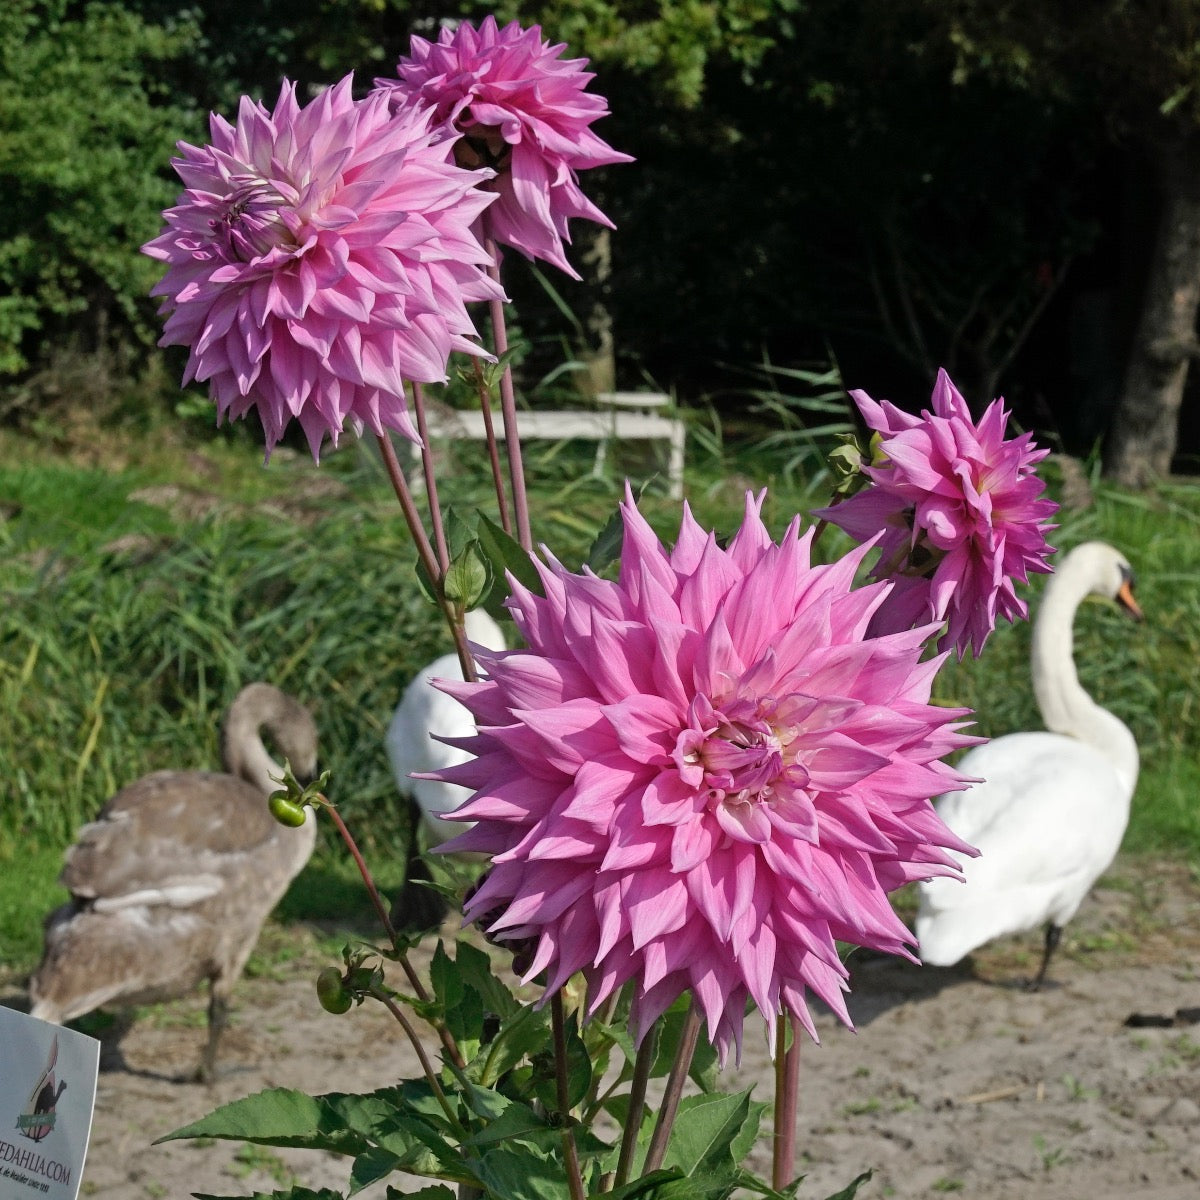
[213,175,295,262]
[453,113,513,174]
[880,511,946,579]
[675,696,808,812]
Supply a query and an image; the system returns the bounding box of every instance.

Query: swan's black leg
[1027,922,1062,992]
[389,796,448,934]
[198,987,228,1084]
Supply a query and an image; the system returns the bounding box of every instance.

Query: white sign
[0,1007,99,1200]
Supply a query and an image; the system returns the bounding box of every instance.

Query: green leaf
[530,1015,592,1112]
[462,1099,550,1149]
[475,1002,552,1085]
[599,1168,732,1200]
[821,1170,874,1200]
[157,1089,366,1156]
[469,1145,573,1200]
[443,506,479,559]
[348,1146,403,1194]
[664,1091,763,1179]
[414,556,440,605]
[476,512,543,597]
[193,1190,344,1200]
[653,999,718,1091]
[453,938,521,1020]
[386,1187,456,1200]
[430,941,464,1009]
[585,506,625,574]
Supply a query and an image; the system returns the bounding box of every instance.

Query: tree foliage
[0,0,200,375]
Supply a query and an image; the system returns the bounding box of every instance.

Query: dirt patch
[5,858,1200,1200]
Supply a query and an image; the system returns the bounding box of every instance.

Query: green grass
[1,415,1199,977]
[932,460,1200,853]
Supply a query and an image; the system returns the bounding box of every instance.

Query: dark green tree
[920,1,1200,484]
[0,0,199,378]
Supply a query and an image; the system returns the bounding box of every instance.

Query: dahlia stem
[471,357,514,537]
[322,796,465,1071]
[370,984,464,1135]
[376,433,475,682]
[482,228,533,553]
[550,991,587,1200]
[772,1013,802,1190]
[643,1000,702,1174]
[612,1029,658,1189]
[811,517,828,547]
[410,381,451,572]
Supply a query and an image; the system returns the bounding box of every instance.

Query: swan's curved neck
[223,712,285,795]
[1031,572,1138,790]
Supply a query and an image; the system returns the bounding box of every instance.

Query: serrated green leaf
[385,1187,456,1200]
[443,505,478,558]
[453,938,521,1020]
[462,1098,549,1149]
[585,506,624,574]
[476,512,542,597]
[193,1189,344,1200]
[476,1000,552,1085]
[596,1168,689,1199]
[469,1145,571,1200]
[158,1088,365,1156]
[664,1090,761,1179]
[348,1146,403,1194]
[821,1169,874,1199]
[414,556,440,605]
[531,1016,591,1112]
[430,941,463,1009]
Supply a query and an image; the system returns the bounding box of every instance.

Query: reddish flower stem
[323,799,465,1070]
[612,1030,657,1189]
[471,357,513,536]
[375,432,475,682]
[772,1013,802,1189]
[551,992,588,1200]
[482,228,533,553]
[643,999,702,1174]
[411,381,451,572]
[370,984,463,1133]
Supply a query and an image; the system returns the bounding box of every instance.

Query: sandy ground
[5,856,1200,1200]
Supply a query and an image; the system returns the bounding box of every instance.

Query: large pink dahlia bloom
[816,369,1057,658]
[437,491,977,1060]
[377,17,633,279]
[143,75,503,460]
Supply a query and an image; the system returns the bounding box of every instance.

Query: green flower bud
[316,966,353,1014]
[268,792,307,828]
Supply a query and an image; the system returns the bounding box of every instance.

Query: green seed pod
[316,966,352,1014]
[268,793,307,828]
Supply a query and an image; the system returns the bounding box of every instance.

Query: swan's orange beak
[1116,579,1144,622]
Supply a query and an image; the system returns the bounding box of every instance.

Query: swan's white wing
[917,731,1132,965]
[386,652,478,841]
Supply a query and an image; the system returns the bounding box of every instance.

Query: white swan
[29,683,318,1079]
[385,609,505,930]
[916,541,1143,988]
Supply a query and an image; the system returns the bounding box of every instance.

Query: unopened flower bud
[268,793,307,827]
[316,966,353,1014]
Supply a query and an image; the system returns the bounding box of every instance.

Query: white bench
[419,392,686,499]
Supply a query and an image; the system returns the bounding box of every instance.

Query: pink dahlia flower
[143,75,503,460]
[436,490,977,1061]
[816,369,1057,658]
[377,17,633,280]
